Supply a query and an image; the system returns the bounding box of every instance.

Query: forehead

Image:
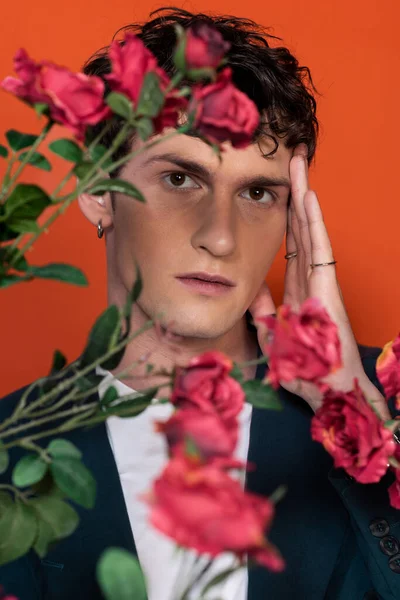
[131,130,292,176]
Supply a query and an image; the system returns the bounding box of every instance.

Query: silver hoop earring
[97,220,104,239]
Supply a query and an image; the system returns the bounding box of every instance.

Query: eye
[241,187,275,204]
[163,172,200,189]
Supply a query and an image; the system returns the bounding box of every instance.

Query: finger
[285,204,297,255]
[290,147,312,259]
[303,190,335,268]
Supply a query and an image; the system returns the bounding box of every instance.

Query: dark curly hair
[83,6,318,174]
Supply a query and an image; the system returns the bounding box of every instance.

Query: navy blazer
[1,347,400,600]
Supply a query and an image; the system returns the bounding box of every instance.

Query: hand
[249,144,389,418]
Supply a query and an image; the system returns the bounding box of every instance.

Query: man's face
[109,132,291,339]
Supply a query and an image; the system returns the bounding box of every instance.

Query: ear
[77,191,113,232]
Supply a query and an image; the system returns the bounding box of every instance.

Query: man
[1,7,399,600]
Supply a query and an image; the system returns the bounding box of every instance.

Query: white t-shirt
[97,368,252,600]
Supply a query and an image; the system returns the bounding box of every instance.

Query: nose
[191,191,236,258]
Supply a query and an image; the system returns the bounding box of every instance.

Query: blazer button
[380,536,400,556]
[369,518,390,537]
[388,553,400,573]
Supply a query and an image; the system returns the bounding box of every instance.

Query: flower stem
[0,120,54,202]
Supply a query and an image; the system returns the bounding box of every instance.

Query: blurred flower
[147,455,284,571]
[388,446,400,509]
[377,335,400,410]
[311,381,395,483]
[258,298,342,389]
[171,350,244,425]
[189,67,259,148]
[1,49,110,140]
[185,22,230,69]
[157,408,237,459]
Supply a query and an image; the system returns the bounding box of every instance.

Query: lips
[176,272,236,286]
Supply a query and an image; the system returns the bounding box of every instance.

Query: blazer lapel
[246,357,350,600]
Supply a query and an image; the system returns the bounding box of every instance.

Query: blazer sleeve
[329,347,400,600]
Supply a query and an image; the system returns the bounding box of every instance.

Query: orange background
[0,0,399,397]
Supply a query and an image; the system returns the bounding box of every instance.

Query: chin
[146,302,238,340]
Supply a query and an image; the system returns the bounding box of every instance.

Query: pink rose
[189,67,259,148]
[40,65,111,140]
[157,408,237,459]
[258,298,342,389]
[388,446,400,509]
[171,350,244,424]
[185,23,230,69]
[377,335,400,409]
[1,49,110,140]
[311,381,395,483]
[106,33,187,133]
[147,456,284,571]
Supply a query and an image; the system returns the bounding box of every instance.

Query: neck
[107,287,259,395]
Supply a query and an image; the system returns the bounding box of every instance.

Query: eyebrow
[142,152,291,189]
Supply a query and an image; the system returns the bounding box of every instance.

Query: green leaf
[12,453,48,488]
[135,117,154,141]
[172,24,187,73]
[19,151,51,171]
[0,499,37,565]
[102,388,158,418]
[242,380,282,410]
[29,263,88,286]
[0,274,31,288]
[48,349,67,375]
[80,304,121,370]
[73,161,96,180]
[230,363,244,384]
[50,458,96,509]
[4,183,51,222]
[31,496,79,557]
[34,102,49,117]
[49,138,83,163]
[0,144,8,158]
[0,491,13,512]
[0,441,9,475]
[97,547,147,600]
[122,264,142,321]
[136,72,165,118]
[89,144,112,169]
[106,92,134,121]
[47,439,82,460]
[6,130,38,152]
[8,219,39,234]
[88,179,145,202]
[100,385,119,406]
[0,247,28,271]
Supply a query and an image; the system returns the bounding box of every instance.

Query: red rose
[40,65,111,140]
[377,336,400,409]
[171,350,244,424]
[185,23,230,69]
[189,67,259,148]
[258,298,342,389]
[311,381,395,483]
[157,408,238,459]
[106,33,187,133]
[1,49,110,140]
[147,456,284,571]
[388,446,400,509]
